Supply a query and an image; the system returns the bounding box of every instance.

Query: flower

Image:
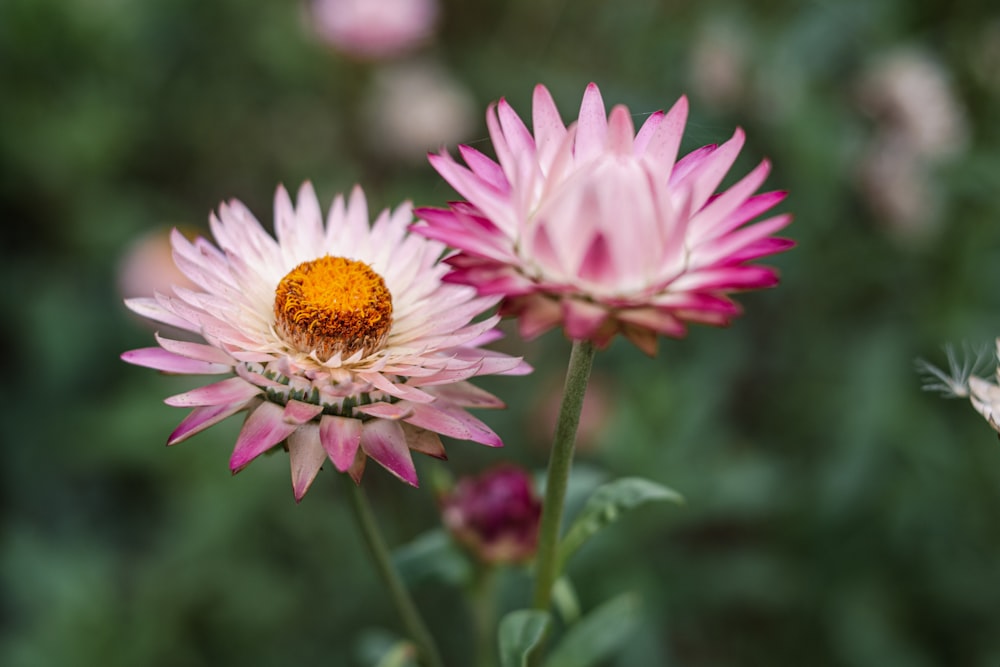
[362,60,476,164]
[121,183,528,501]
[919,342,999,429]
[414,83,794,354]
[307,0,438,60]
[441,465,541,564]
[118,227,198,301]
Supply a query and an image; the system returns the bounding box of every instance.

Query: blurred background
[3,0,1000,664]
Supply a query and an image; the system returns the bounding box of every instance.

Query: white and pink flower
[122,183,528,500]
[414,83,794,354]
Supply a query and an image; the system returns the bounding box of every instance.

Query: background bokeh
[3,0,1000,665]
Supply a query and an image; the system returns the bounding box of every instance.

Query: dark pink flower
[415,83,794,354]
[441,466,541,564]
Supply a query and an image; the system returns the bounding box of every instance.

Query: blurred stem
[471,566,498,667]
[531,339,596,612]
[347,482,445,667]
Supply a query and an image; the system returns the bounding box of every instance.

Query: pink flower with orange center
[414,83,794,354]
[122,183,528,500]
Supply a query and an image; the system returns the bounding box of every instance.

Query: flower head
[414,83,794,354]
[919,341,1000,430]
[122,183,528,500]
[308,0,438,60]
[441,465,541,564]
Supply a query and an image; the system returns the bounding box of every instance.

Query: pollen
[274,256,393,360]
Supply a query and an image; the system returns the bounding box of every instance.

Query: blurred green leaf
[551,576,581,625]
[558,477,683,568]
[392,528,471,587]
[498,609,551,667]
[542,594,641,667]
[374,642,418,667]
[357,629,417,667]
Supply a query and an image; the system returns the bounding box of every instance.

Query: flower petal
[361,419,418,486]
[168,401,250,446]
[121,347,231,375]
[404,402,503,447]
[165,377,261,407]
[288,422,327,502]
[574,82,608,163]
[401,423,447,459]
[319,415,363,472]
[230,402,299,473]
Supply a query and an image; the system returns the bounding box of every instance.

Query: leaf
[558,477,683,569]
[499,609,551,667]
[374,642,418,667]
[542,594,641,667]
[392,528,471,586]
[356,629,418,667]
[551,576,581,625]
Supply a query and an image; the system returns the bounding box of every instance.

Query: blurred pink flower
[308,0,438,60]
[533,374,612,453]
[118,227,197,300]
[441,465,541,565]
[363,61,476,163]
[414,83,794,355]
[121,183,528,501]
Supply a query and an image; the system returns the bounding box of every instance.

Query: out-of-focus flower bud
[117,227,196,301]
[688,20,749,111]
[441,466,541,565]
[362,61,476,163]
[532,375,613,454]
[307,0,439,60]
[855,47,968,244]
[857,48,968,160]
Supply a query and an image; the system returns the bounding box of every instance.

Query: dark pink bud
[441,465,541,565]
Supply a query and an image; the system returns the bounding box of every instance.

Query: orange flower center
[274,256,393,360]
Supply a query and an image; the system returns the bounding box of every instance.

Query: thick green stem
[347,482,445,667]
[531,339,597,611]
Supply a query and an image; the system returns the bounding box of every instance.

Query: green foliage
[542,594,642,667]
[392,529,472,588]
[498,610,550,667]
[558,477,684,570]
[4,0,1000,665]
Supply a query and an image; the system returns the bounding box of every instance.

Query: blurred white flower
[362,61,476,163]
[308,0,438,60]
[920,342,1000,433]
[857,136,939,242]
[858,48,968,160]
[856,48,968,242]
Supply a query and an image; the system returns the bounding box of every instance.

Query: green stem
[531,339,597,611]
[347,482,445,667]
[471,566,498,667]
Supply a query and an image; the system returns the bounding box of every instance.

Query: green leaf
[373,642,418,667]
[356,629,418,667]
[542,594,641,667]
[392,528,471,587]
[499,609,551,667]
[558,477,683,569]
[551,576,581,625]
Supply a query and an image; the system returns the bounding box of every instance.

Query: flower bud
[441,466,541,565]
